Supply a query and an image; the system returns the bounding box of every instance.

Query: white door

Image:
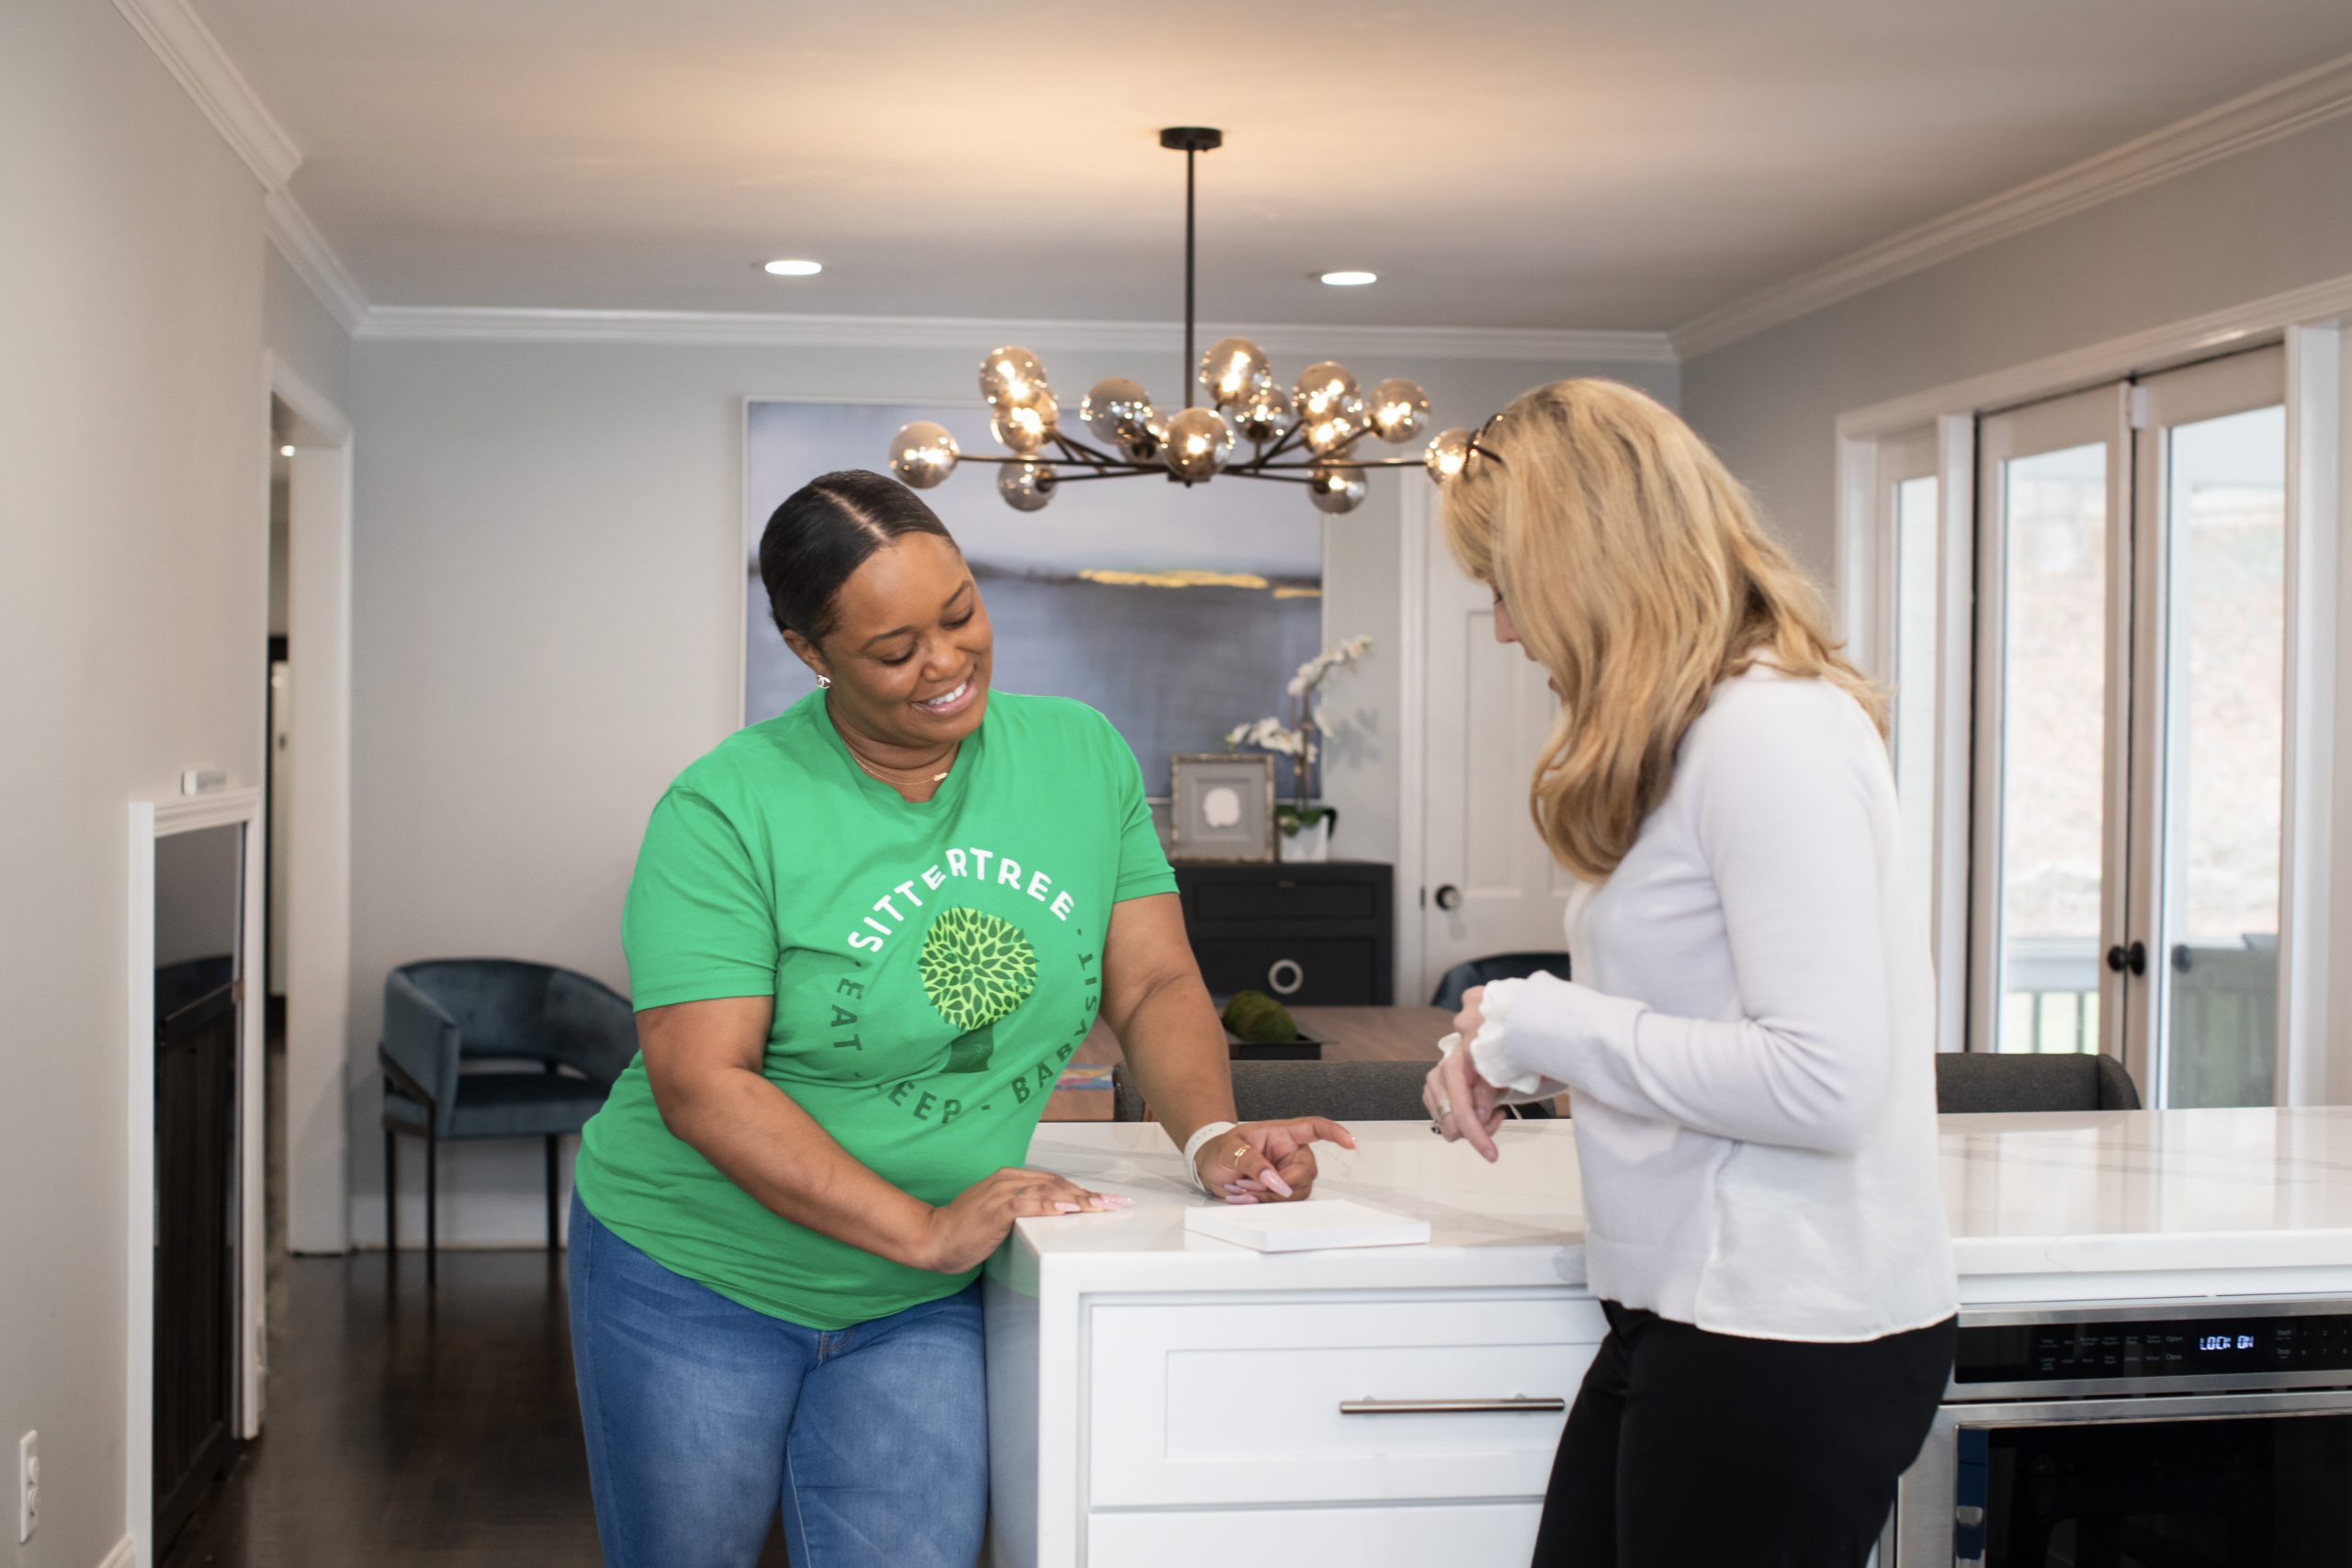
[1971,383,2132,1063]
[2125,348,2288,1107]
[1409,488,1574,1005]
[1967,348,2287,1105]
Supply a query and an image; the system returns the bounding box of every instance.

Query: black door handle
[2104,941,2147,976]
[1434,884,1463,911]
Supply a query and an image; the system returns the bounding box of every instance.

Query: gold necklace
[845,742,954,786]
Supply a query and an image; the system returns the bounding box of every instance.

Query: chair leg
[384,1127,397,1259]
[425,1127,438,1291]
[545,1134,560,1251]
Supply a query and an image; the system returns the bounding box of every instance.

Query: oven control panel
[1958,1313,2352,1383]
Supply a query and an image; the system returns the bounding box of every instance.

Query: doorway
[264,357,355,1259]
[1403,482,1575,1004]
[1970,346,2290,1105]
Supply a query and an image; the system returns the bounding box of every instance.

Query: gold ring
[1230,1145,1250,1164]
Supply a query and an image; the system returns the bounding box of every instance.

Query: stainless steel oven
[1890,1298,2352,1566]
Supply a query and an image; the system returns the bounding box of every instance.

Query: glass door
[1968,347,2288,1102]
[2127,348,2288,1107]
[1972,386,2132,1059]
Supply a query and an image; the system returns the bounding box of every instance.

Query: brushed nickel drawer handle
[1339,1396,1566,1416]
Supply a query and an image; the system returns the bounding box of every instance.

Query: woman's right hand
[917,1167,1130,1273]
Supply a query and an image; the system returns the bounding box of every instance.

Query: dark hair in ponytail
[758,469,957,646]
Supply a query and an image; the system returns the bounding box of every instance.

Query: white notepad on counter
[1183,1198,1430,1253]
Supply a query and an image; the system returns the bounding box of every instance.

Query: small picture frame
[1169,753,1276,863]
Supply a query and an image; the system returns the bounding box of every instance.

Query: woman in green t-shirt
[568,468,1351,1568]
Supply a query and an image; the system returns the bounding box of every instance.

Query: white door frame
[1395,479,1432,1004]
[266,354,355,1255]
[127,788,266,1568]
[1835,272,2351,1097]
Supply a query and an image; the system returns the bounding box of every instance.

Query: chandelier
[887,127,1480,515]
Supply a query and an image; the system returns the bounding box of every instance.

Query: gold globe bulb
[998,461,1057,512]
[1162,407,1237,481]
[1235,384,1296,446]
[1302,392,1367,457]
[1369,378,1431,445]
[992,391,1058,455]
[1196,337,1272,411]
[1424,427,1473,484]
[978,345,1051,411]
[1294,361,1358,421]
[888,422,961,489]
[1308,462,1367,514]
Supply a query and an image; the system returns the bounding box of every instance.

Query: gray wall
[347,335,1673,1244]
[0,2,270,1561]
[1681,111,2352,580]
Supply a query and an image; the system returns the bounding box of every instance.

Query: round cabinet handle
[1267,958,1305,996]
[1434,884,1463,911]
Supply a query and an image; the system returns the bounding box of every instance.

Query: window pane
[1996,443,2107,1054]
[2157,404,2285,1107]
[1891,474,1939,934]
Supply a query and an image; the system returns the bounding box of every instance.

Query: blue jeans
[567,1192,987,1568]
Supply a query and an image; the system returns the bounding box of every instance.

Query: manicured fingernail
[1224,1194,1258,1205]
[1089,1195,1130,1210]
[1263,1171,1295,1198]
[1053,1202,1081,1213]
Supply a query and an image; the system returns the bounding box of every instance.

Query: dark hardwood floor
[162,1249,791,1567]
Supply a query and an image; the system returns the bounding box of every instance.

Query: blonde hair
[1440,378,1882,882]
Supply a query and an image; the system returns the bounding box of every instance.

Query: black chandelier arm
[1248,426,1308,466]
[1049,432,1126,468]
[1039,467,1156,484]
[1216,470,1319,486]
[1248,455,1426,471]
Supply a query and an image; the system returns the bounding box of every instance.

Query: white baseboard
[96,1532,137,1568]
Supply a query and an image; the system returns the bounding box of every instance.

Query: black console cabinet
[1170,861,1394,1005]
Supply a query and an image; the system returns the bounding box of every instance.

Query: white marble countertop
[998,1108,2352,1306]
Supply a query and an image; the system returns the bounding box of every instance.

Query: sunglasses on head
[1464,410,1508,472]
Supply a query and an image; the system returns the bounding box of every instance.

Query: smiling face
[786,532,993,751]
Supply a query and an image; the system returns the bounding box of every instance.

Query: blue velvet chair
[379,959,637,1285]
[1429,951,1572,1012]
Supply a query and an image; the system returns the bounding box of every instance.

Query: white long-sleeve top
[1469,663,1956,1342]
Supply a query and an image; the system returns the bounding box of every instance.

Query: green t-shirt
[574,689,1176,1329]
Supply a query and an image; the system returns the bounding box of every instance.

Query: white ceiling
[191,0,2352,332]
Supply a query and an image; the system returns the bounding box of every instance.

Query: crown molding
[110,0,300,189]
[1671,51,2352,361]
[357,306,1676,364]
[265,191,368,335]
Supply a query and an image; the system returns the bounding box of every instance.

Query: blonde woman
[1421,381,1956,1566]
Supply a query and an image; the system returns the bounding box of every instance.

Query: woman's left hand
[1426,985,1508,1162]
[1194,1117,1357,1204]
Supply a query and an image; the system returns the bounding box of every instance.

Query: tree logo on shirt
[920,906,1037,1074]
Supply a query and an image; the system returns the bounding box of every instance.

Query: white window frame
[1833,274,2351,1097]
[1838,422,1973,1056]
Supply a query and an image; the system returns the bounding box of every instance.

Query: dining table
[1043,1003,1457,1122]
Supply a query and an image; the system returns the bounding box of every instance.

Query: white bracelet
[1181,1120,1239,1196]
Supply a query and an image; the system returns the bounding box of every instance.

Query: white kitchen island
[982,1109,2352,1567]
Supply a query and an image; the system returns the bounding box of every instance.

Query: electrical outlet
[17,1429,35,1543]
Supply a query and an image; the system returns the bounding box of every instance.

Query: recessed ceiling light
[762,258,823,277]
[279,445,296,457]
[1317,269,1377,287]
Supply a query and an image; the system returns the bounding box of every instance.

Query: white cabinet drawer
[1087,1294,1603,1507]
[1088,1502,1542,1564]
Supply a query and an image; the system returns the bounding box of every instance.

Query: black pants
[1533,1302,1956,1568]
